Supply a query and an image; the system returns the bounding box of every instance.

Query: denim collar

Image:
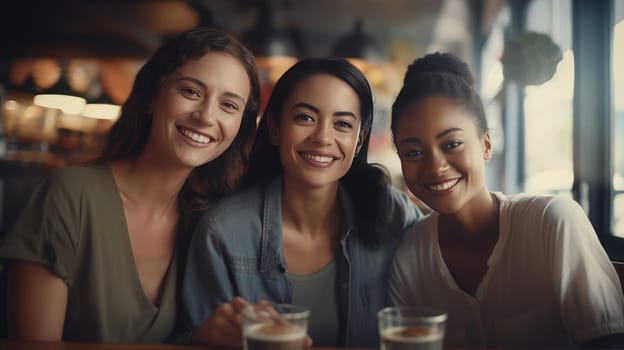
[258,177,357,273]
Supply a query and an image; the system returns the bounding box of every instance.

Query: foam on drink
[380,326,444,350]
[244,323,306,350]
[245,323,306,341]
[381,326,443,343]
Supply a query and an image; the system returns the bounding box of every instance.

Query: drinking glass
[378,306,447,350]
[242,303,309,350]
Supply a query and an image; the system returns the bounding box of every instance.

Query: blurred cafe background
[0,0,622,259]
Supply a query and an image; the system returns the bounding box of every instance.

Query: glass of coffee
[242,303,309,350]
[378,306,447,350]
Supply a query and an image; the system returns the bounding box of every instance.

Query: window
[612,2,624,237]
[523,0,574,197]
[488,0,624,258]
[480,4,508,192]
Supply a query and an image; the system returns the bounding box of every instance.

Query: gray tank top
[286,259,339,346]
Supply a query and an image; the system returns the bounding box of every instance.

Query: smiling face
[395,96,492,215]
[270,74,365,189]
[146,52,251,170]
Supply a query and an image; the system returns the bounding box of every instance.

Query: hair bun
[404,52,475,87]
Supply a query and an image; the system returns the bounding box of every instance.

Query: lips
[177,126,213,144]
[427,178,460,192]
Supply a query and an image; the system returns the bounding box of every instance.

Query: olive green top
[0,165,177,342]
[286,259,339,346]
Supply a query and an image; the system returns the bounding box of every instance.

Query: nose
[309,120,332,145]
[191,99,217,125]
[427,150,449,177]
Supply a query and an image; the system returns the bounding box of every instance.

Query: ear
[266,113,280,146]
[355,128,370,155]
[483,132,493,160]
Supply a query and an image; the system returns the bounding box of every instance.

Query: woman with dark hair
[0,28,260,342]
[389,52,624,348]
[182,57,421,348]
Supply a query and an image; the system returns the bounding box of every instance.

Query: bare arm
[7,261,68,341]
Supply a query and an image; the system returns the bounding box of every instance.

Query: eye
[294,114,314,122]
[178,87,201,99]
[221,101,240,113]
[444,140,463,150]
[403,149,423,159]
[335,120,353,129]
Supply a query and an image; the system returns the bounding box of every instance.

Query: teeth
[428,179,460,191]
[301,152,334,163]
[179,127,212,144]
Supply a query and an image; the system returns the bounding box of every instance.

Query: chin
[179,149,223,167]
[420,199,458,215]
[301,175,340,189]
[176,157,210,170]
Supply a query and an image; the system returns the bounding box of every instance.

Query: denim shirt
[182,178,421,347]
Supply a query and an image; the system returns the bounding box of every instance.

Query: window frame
[571,0,624,260]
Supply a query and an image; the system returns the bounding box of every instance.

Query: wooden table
[0,340,364,350]
[0,340,208,350]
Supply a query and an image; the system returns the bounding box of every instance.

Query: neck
[110,154,192,214]
[281,179,341,238]
[439,191,498,238]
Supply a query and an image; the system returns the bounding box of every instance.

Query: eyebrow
[175,76,247,104]
[398,127,464,147]
[291,102,358,119]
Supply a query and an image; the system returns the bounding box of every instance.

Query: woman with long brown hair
[0,28,260,343]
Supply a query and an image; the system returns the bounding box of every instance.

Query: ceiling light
[33,94,86,115]
[81,103,121,120]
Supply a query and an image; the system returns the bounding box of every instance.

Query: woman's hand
[241,299,313,349]
[190,296,251,347]
[190,297,314,349]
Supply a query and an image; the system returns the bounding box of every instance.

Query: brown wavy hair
[96,28,260,212]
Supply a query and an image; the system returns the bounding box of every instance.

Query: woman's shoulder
[191,184,268,255]
[496,192,581,217]
[207,184,266,217]
[405,212,437,240]
[39,164,112,196]
[496,192,591,240]
[393,212,438,262]
[383,185,424,219]
[196,184,267,236]
[385,185,410,203]
[48,164,108,183]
